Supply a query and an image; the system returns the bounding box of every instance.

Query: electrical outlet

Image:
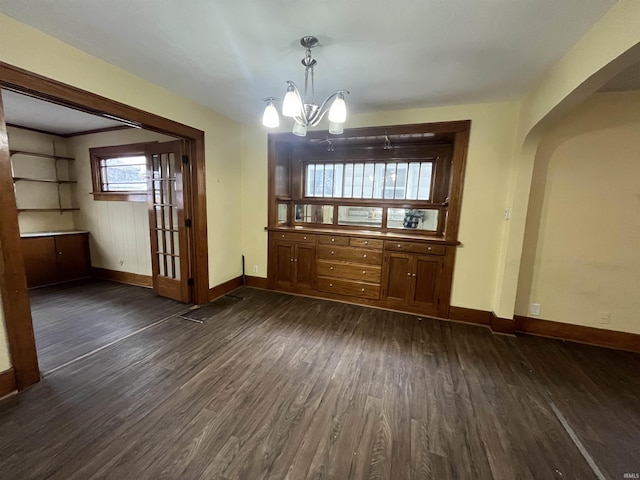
[598,312,611,325]
[529,303,541,316]
[252,265,258,273]
[504,207,511,220]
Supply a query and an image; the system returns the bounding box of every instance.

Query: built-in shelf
[17,208,80,214]
[13,177,77,184]
[10,150,75,161]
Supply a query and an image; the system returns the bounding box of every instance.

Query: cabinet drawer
[350,237,383,249]
[317,260,382,283]
[317,245,383,265]
[317,277,380,300]
[272,232,317,243]
[384,241,446,256]
[318,235,349,246]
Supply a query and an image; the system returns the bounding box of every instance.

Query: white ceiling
[0,1,617,123]
[1,90,127,135]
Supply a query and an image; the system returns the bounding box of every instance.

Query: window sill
[91,192,147,202]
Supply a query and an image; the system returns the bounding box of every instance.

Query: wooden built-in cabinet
[267,121,470,320]
[21,232,90,288]
[269,230,454,317]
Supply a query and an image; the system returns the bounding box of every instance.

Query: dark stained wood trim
[490,312,516,335]
[449,306,491,325]
[0,61,211,390]
[91,192,147,202]
[514,315,640,353]
[208,276,244,301]
[6,122,65,138]
[91,267,153,288]
[0,96,40,389]
[245,276,268,289]
[62,125,132,138]
[0,367,17,399]
[445,125,470,242]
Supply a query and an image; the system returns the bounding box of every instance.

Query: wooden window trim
[268,121,470,242]
[89,141,155,202]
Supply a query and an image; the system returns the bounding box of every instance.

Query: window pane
[387,208,439,231]
[337,206,383,227]
[384,163,397,199]
[352,164,364,198]
[104,155,146,166]
[363,163,374,199]
[314,164,325,196]
[395,163,408,199]
[306,164,316,197]
[277,203,288,223]
[417,163,433,200]
[407,163,421,200]
[295,204,334,224]
[333,164,344,197]
[324,164,334,197]
[373,163,385,199]
[343,163,354,197]
[106,182,147,191]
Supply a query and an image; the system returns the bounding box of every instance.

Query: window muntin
[305,161,433,201]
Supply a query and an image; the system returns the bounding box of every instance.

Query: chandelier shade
[262,36,349,136]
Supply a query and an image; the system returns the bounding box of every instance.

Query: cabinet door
[294,243,316,289]
[55,234,90,281]
[274,242,295,288]
[382,252,412,303]
[409,255,443,311]
[21,237,57,287]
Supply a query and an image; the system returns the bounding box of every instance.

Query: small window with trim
[90,142,152,201]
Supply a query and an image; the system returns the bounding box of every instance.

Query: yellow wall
[516,92,640,334]
[0,13,243,290]
[7,126,75,233]
[70,129,174,277]
[241,100,521,312]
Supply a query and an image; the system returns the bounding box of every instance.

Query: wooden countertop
[20,230,89,239]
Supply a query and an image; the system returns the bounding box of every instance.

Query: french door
[146,140,191,303]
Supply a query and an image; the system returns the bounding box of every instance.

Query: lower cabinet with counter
[268,230,455,318]
[21,231,91,287]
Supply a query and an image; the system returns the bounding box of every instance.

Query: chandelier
[262,35,349,137]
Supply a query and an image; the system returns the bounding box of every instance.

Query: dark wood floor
[29,279,187,372]
[1,286,638,479]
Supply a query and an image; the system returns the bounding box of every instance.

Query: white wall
[70,128,174,276]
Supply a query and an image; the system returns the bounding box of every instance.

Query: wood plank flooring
[29,279,187,372]
[1,286,638,479]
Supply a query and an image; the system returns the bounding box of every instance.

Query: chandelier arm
[286,81,309,124]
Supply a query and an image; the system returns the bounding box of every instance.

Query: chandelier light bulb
[292,122,307,137]
[282,85,301,117]
[328,121,344,135]
[262,100,280,128]
[328,93,347,123]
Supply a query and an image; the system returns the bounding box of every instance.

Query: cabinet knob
[331,238,335,242]
[363,254,367,258]
[397,244,402,248]
[407,272,411,276]
[303,236,307,240]
[294,259,298,262]
[427,246,432,251]
[362,270,366,274]
[364,241,368,245]
[329,283,333,287]
[58,251,63,255]
[282,234,285,238]
[361,288,365,292]
[331,251,335,255]
[330,266,334,270]
[412,273,416,277]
